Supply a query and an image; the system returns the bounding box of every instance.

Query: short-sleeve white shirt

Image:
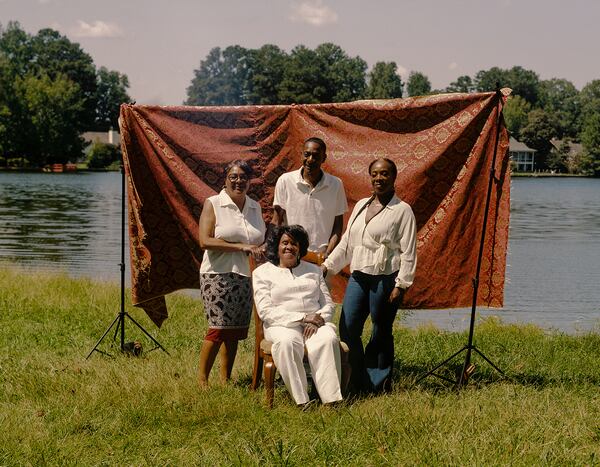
[273,169,347,253]
[199,190,266,277]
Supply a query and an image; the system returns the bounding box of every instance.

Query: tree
[245,44,288,105]
[87,141,120,169]
[445,75,474,93]
[406,71,431,97]
[366,62,403,99]
[503,95,531,139]
[580,112,600,175]
[314,43,367,102]
[29,28,97,127]
[539,78,581,139]
[475,66,540,105]
[185,46,252,105]
[15,73,85,165]
[277,43,367,104]
[580,80,600,119]
[546,139,570,173]
[277,45,324,104]
[474,67,506,93]
[94,66,130,130]
[0,53,13,158]
[520,109,559,168]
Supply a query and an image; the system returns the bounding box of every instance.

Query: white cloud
[448,62,458,70]
[289,0,339,27]
[71,20,123,38]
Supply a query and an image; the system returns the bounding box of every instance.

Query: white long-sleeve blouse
[322,194,417,289]
[252,261,334,328]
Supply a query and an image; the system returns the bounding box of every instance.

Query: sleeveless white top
[199,190,266,277]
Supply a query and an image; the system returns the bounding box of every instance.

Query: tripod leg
[472,346,505,376]
[123,312,170,355]
[86,313,121,359]
[416,346,467,384]
[112,315,122,341]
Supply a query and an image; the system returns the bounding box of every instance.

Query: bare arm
[198,199,254,254]
[324,214,344,258]
[270,205,287,227]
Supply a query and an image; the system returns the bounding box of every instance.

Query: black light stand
[417,89,506,388]
[86,165,169,358]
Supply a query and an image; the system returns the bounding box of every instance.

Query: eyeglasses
[227,174,249,182]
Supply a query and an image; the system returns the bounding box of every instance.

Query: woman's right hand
[303,323,318,340]
[320,264,328,277]
[304,313,325,327]
[240,244,264,261]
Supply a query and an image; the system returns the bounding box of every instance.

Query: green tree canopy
[15,72,85,165]
[366,62,403,99]
[87,141,121,169]
[406,71,431,97]
[314,43,367,102]
[475,66,540,105]
[580,112,600,175]
[277,45,324,104]
[580,80,600,118]
[503,95,532,139]
[445,75,474,93]
[186,43,368,105]
[244,45,288,105]
[539,78,581,139]
[520,109,559,166]
[94,66,130,130]
[29,28,97,127]
[186,46,252,106]
[0,21,131,165]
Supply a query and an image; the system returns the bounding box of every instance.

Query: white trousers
[264,323,343,405]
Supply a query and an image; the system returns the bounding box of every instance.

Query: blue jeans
[339,271,398,393]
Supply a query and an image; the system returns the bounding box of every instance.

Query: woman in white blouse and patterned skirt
[198,160,266,387]
[253,225,343,406]
[321,158,417,394]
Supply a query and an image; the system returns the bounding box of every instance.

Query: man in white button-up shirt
[272,137,348,260]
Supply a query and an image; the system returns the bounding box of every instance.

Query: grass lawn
[1,265,599,465]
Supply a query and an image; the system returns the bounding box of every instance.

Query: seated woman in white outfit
[252,225,343,406]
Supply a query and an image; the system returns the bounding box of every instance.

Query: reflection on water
[405,178,600,333]
[1,173,599,332]
[0,172,121,279]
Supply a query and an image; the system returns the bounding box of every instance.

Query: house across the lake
[82,128,121,147]
[509,137,536,172]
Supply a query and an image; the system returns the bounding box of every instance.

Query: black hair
[265,225,310,266]
[224,159,253,179]
[368,157,397,178]
[304,137,326,153]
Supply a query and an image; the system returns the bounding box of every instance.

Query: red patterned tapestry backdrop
[119,90,511,327]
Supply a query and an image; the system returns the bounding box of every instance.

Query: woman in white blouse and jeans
[253,225,343,406]
[321,158,417,394]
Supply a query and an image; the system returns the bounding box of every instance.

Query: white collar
[294,168,331,189]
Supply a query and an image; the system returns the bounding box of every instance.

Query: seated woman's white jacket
[252,260,334,328]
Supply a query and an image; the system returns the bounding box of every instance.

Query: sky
[1,0,599,105]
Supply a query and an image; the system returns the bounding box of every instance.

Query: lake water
[1,172,599,333]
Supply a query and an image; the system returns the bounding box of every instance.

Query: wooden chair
[250,305,351,408]
[250,253,351,408]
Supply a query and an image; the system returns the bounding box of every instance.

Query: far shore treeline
[0,21,130,168]
[1,21,599,175]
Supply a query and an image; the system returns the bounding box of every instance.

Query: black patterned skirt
[199,272,252,342]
